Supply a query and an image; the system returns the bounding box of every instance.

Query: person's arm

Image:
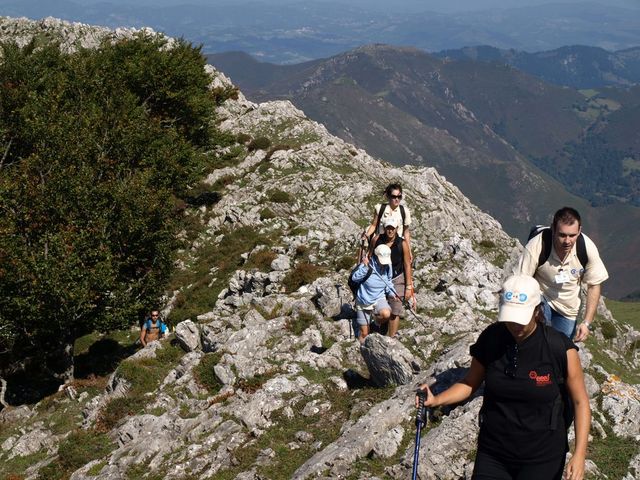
[416,358,485,407]
[402,239,416,308]
[362,206,381,240]
[574,283,600,342]
[403,226,412,261]
[564,349,591,480]
[139,324,147,347]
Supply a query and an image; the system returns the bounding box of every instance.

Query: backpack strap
[542,325,572,431]
[363,265,373,284]
[400,205,406,231]
[537,228,553,267]
[374,204,387,235]
[576,234,588,270]
[145,319,152,331]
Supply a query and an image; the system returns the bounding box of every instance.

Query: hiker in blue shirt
[352,244,397,342]
[140,310,168,347]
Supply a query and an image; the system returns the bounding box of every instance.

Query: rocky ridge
[0,16,639,480]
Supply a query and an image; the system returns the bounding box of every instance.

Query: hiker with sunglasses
[140,310,168,347]
[416,275,590,480]
[373,216,416,337]
[361,183,413,261]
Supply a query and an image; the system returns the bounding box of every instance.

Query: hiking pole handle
[416,389,427,427]
[412,389,427,480]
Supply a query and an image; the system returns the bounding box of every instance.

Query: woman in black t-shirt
[416,275,591,480]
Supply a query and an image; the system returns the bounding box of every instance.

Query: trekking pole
[413,389,428,480]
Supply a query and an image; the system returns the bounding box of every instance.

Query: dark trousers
[472,450,566,480]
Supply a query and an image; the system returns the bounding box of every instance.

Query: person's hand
[574,323,590,342]
[564,452,585,480]
[415,384,435,408]
[362,255,370,266]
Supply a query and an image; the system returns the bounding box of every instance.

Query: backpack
[347,265,372,299]
[543,325,574,431]
[374,204,406,236]
[527,225,588,270]
[145,318,167,334]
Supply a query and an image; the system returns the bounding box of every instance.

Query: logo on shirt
[529,370,552,387]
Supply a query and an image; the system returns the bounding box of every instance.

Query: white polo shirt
[516,232,609,320]
[374,203,412,238]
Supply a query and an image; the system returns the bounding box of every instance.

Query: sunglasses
[504,343,518,378]
[389,194,402,199]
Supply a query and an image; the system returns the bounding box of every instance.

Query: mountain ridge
[208,45,640,299]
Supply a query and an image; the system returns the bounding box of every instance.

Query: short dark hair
[552,207,581,229]
[384,183,403,197]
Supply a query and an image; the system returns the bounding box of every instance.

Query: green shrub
[245,249,277,272]
[237,372,275,393]
[600,321,617,340]
[335,255,355,272]
[282,262,324,292]
[247,136,272,151]
[259,208,276,220]
[479,239,496,248]
[236,132,252,144]
[295,244,310,259]
[267,189,293,204]
[193,352,224,394]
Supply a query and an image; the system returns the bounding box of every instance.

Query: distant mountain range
[208,45,640,299]
[435,45,640,89]
[1,1,640,63]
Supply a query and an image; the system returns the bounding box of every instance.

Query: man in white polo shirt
[515,207,608,342]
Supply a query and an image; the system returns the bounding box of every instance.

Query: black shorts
[472,450,565,480]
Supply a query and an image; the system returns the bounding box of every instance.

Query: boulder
[360,334,421,387]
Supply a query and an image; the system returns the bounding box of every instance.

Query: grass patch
[237,371,277,393]
[247,136,272,151]
[282,262,325,292]
[286,312,317,335]
[193,352,224,394]
[259,207,276,220]
[267,189,293,204]
[96,342,185,430]
[244,249,277,272]
[36,430,114,480]
[0,451,47,480]
[168,225,278,322]
[335,255,355,272]
[589,419,640,479]
[585,332,640,384]
[605,299,640,330]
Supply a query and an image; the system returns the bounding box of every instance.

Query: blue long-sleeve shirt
[352,258,396,306]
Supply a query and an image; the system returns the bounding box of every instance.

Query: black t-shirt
[375,234,404,278]
[470,322,577,463]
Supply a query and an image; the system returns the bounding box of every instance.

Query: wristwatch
[584,321,594,331]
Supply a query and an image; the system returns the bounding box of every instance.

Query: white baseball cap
[497,275,542,325]
[374,244,392,265]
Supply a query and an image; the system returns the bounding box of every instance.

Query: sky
[57,0,640,13]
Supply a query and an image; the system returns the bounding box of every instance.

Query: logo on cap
[504,291,528,303]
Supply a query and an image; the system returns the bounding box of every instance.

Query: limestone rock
[175,320,201,352]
